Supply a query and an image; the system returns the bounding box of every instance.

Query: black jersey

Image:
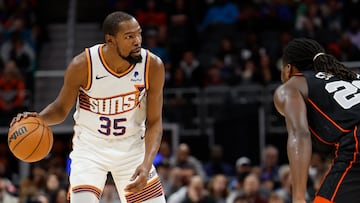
[302,71,360,143]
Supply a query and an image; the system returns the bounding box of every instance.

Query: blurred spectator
[239,31,263,63]
[0,142,19,183]
[226,173,268,203]
[216,36,240,80]
[154,141,173,167]
[295,2,322,34]
[257,52,280,85]
[259,145,280,189]
[54,187,68,203]
[320,0,343,33]
[135,0,167,43]
[273,165,291,203]
[308,152,331,196]
[168,174,216,203]
[294,10,325,43]
[203,63,226,87]
[170,143,207,182]
[156,160,172,197]
[257,0,294,30]
[233,194,250,203]
[167,68,188,88]
[18,163,47,203]
[207,174,229,203]
[268,193,284,203]
[143,28,171,70]
[213,47,239,85]
[178,49,205,87]
[229,156,252,191]
[166,166,186,198]
[203,144,234,178]
[199,0,239,32]
[0,31,36,92]
[308,152,328,185]
[337,33,360,61]
[44,173,61,203]
[0,177,18,203]
[167,167,191,203]
[181,175,216,203]
[345,18,360,50]
[166,0,199,64]
[237,2,261,31]
[0,60,27,126]
[239,58,258,85]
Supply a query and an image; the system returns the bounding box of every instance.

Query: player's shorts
[69,126,165,203]
[314,126,360,203]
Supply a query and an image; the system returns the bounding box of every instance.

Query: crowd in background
[1,0,360,202]
[1,0,360,125]
[0,0,48,126]
[0,139,333,203]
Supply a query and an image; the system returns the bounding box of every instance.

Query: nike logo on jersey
[96,75,108,79]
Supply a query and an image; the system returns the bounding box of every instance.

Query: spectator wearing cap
[229,156,252,191]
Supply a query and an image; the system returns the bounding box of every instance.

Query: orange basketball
[8,116,53,163]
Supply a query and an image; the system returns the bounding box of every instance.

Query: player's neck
[102,45,132,73]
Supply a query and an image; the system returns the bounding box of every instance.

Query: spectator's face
[212,174,228,193]
[264,148,278,167]
[243,174,260,196]
[183,51,194,64]
[159,141,171,157]
[177,144,190,162]
[56,189,67,203]
[181,168,195,185]
[46,174,60,191]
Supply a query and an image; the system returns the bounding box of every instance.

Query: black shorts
[315,127,360,203]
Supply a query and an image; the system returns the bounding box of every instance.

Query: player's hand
[124,163,149,193]
[10,112,38,127]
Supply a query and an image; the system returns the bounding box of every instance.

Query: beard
[117,46,142,64]
[121,54,142,64]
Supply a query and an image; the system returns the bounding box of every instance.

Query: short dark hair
[102,11,134,36]
[282,38,358,81]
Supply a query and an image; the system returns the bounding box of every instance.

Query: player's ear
[105,34,114,45]
[281,63,292,82]
[285,64,293,75]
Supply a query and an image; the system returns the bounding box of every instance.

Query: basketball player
[273,38,360,203]
[11,11,166,203]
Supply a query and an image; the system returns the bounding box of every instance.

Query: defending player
[274,38,360,203]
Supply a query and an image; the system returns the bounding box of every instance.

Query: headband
[313,52,325,61]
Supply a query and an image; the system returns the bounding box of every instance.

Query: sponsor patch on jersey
[131,71,142,82]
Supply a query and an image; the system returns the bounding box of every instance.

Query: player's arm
[143,53,165,170]
[125,53,165,193]
[273,84,311,203]
[39,52,88,125]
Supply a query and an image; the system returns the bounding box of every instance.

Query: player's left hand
[124,163,149,193]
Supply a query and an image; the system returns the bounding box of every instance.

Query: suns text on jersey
[79,90,141,115]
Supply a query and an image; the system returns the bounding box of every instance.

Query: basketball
[8,116,53,163]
